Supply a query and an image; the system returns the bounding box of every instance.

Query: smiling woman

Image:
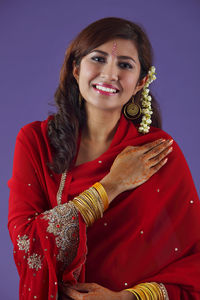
[8,17,200,300]
[73,39,145,113]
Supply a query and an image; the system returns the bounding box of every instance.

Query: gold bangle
[82,190,100,219]
[93,182,109,211]
[129,282,166,300]
[152,282,164,300]
[134,288,147,300]
[146,282,159,300]
[88,187,105,218]
[72,199,91,225]
[138,285,154,299]
[74,195,94,218]
[77,197,96,225]
[148,282,162,299]
[125,289,141,300]
[73,198,94,226]
[137,286,151,300]
[133,282,161,300]
[132,284,152,300]
[72,184,108,226]
[72,198,92,225]
[90,187,104,217]
[138,283,156,299]
[80,192,99,220]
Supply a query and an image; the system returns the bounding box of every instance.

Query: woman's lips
[92,83,120,96]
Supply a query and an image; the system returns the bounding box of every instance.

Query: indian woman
[8,17,200,299]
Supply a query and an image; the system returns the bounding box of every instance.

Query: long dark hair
[48,17,162,173]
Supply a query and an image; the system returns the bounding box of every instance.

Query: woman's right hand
[100,139,173,203]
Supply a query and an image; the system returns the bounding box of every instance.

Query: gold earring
[123,96,141,120]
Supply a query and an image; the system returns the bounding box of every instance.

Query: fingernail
[168,146,173,153]
[168,139,173,145]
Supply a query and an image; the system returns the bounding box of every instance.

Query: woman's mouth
[92,83,119,96]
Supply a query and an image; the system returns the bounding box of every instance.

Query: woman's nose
[100,61,119,81]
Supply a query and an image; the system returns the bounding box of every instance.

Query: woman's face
[73,38,146,113]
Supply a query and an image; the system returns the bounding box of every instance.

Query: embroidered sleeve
[41,202,79,267]
[8,127,87,300]
[9,196,85,300]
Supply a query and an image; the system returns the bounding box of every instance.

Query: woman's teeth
[95,85,118,93]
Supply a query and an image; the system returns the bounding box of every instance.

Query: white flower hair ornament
[138,66,156,134]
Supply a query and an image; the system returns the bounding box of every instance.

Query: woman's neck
[82,106,121,144]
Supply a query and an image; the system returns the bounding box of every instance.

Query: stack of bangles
[71,183,169,299]
[125,282,169,300]
[71,182,109,226]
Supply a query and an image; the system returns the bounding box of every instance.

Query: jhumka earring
[123,96,141,120]
[123,66,156,134]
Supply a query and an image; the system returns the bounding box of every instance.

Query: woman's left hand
[60,282,135,300]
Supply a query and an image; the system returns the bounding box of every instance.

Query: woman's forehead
[92,39,139,60]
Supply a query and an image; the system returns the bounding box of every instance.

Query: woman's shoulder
[18,116,52,137]
[16,116,53,151]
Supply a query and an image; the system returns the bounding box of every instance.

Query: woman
[8,17,200,299]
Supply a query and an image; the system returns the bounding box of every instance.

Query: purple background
[1,0,199,298]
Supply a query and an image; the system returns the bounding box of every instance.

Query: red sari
[8,114,200,299]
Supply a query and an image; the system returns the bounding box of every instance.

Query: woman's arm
[8,128,87,300]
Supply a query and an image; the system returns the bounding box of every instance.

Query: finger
[149,146,173,166]
[141,138,166,153]
[150,157,168,175]
[63,287,84,300]
[144,139,173,160]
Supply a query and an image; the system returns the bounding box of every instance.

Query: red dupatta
[8,114,200,299]
[66,115,200,299]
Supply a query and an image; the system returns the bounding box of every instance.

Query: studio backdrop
[0,0,199,298]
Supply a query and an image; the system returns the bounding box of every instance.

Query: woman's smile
[92,83,120,96]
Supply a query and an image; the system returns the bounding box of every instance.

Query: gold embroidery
[57,171,67,205]
[17,235,42,272]
[42,201,79,267]
[17,235,30,253]
[27,253,42,271]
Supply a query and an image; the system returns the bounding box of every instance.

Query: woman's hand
[100,139,173,203]
[59,282,136,300]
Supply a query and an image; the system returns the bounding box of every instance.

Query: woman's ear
[72,61,79,82]
[134,75,148,94]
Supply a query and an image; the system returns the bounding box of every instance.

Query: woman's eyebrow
[90,50,136,63]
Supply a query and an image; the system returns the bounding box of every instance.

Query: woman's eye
[91,56,105,63]
[119,62,133,69]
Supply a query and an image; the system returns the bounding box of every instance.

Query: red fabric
[8,114,200,299]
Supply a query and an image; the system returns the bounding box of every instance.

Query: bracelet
[125,289,141,300]
[72,183,108,226]
[125,281,168,299]
[93,182,109,211]
[90,187,104,218]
